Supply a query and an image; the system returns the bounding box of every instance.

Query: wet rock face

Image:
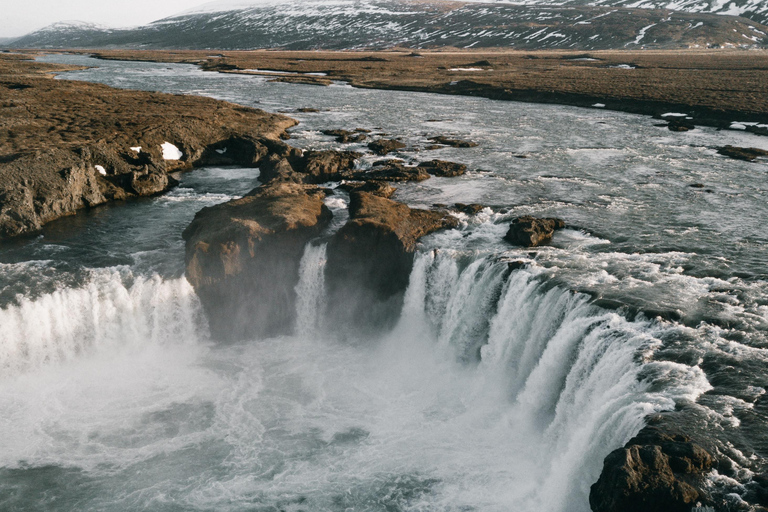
[337,180,397,198]
[504,215,565,247]
[427,135,478,148]
[363,160,431,182]
[301,150,362,183]
[417,159,467,177]
[590,427,715,512]
[326,191,458,333]
[183,182,332,341]
[0,56,298,240]
[322,129,367,143]
[368,138,406,155]
[717,145,768,162]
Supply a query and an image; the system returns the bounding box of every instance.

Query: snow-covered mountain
[8,0,768,50]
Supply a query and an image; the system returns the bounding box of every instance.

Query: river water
[1,55,767,511]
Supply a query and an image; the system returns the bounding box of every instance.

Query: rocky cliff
[0,54,296,240]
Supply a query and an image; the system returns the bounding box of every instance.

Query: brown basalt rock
[337,180,397,198]
[255,155,304,184]
[0,57,298,240]
[356,160,430,182]
[427,136,478,148]
[417,159,467,177]
[0,149,107,238]
[130,169,177,196]
[326,192,458,332]
[183,182,332,340]
[504,215,565,247]
[368,138,407,155]
[198,135,269,167]
[322,129,367,143]
[299,150,362,183]
[717,145,768,162]
[590,426,715,512]
[453,203,485,215]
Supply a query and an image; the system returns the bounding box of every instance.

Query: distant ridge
[9,0,768,50]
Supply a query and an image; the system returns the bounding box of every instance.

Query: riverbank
[81,47,768,131]
[0,53,297,239]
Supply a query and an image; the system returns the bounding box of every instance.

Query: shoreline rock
[0,55,297,240]
[504,215,565,247]
[325,191,459,333]
[717,145,768,162]
[590,424,715,512]
[368,138,406,155]
[182,181,332,340]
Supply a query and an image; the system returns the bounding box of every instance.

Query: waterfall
[0,270,207,376]
[393,250,711,511]
[294,242,328,338]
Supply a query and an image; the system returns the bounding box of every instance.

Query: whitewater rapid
[0,242,711,511]
[2,52,765,510]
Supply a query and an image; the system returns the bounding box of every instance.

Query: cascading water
[0,243,710,512]
[378,249,710,511]
[0,269,207,376]
[294,242,329,338]
[6,53,764,511]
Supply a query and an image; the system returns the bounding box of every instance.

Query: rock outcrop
[0,55,297,240]
[427,136,478,148]
[363,160,431,182]
[590,425,715,512]
[337,180,397,198]
[717,145,768,162]
[368,138,406,155]
[325,191,458,332]
[182,182,332,340]
[322,129,367,143]
[417,159,467,177]
[504,215,565,247]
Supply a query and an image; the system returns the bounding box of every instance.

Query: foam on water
[0,247,712,511]
[0,270,207,376]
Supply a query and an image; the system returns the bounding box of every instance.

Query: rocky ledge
[590,424,715,512]
[183,181,332,340]
[0,54,296,240]
[504,215,565,247]
[182,135,460,340]
[325,191,458,333]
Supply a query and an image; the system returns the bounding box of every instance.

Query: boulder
[453,203,485,215]
[668,119,694,132]
[362,160,431,182]
[427,135,479,148]
[504,215,565,247]
[183,182,332,340]
[417,159,467,177]
[0,149,107,239]
[299,150,362,183]
[590,426,714,512]
[717,145,768,162]
[322,129,367,143]
[337,180,397,198]
[129,169,177,196]
[326,192,458,333]
[198,135,269,167]
[257,155,304,184]
[368,138,407,155]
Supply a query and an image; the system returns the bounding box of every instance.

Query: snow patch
[592,103,606,108]
[130,146,141,152]
[94,165,107,176]
[161,142,183,160]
